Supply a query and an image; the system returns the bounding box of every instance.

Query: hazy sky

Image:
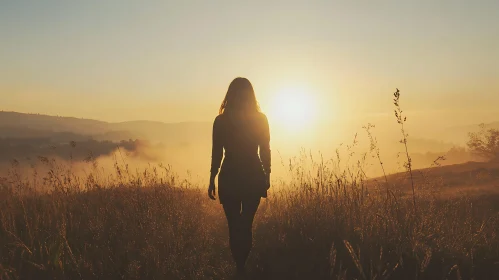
[1,0,498,125]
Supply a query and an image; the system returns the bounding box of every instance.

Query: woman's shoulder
[214,114,225,122]
[257,112,269,123]
[213,114,225,129]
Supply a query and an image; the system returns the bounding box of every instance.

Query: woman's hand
[265,173,271,190]
[208,180,216,200]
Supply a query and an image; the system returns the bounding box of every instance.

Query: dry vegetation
[1,91,499,280]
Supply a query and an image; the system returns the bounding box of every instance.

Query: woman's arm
[210,115,223,182]
[209,116,223,200]
[259,114,271,175]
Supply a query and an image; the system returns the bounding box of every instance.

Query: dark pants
[222,198,261,270]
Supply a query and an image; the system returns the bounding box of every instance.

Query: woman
[208,77,271,275]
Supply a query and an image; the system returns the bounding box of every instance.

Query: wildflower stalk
[393,88,416,212]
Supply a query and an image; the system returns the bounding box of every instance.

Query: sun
[267,86,318,130]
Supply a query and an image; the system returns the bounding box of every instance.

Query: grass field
[1,150,499,280]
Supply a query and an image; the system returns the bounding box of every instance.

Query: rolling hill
[0,111,211,144]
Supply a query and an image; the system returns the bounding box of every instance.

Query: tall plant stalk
[393,89,416,212]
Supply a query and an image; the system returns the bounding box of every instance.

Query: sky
[1,0,498,126]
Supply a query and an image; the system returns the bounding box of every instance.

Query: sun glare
[267,86,318,131]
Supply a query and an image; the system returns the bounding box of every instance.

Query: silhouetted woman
[208,77,271,275]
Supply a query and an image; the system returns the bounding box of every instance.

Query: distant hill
[0,111,110,135]
[0,111,211,144]
[0,112,213,173]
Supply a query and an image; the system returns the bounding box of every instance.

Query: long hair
[219,77,260,115]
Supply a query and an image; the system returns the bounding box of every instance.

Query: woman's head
[219,77,260,115]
